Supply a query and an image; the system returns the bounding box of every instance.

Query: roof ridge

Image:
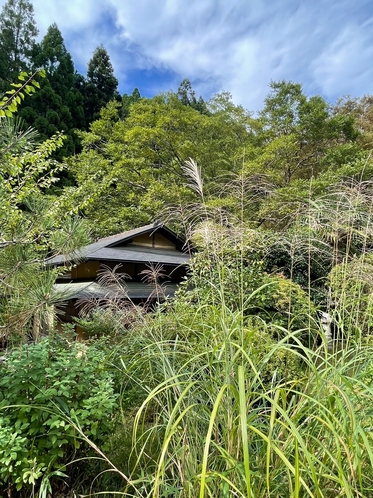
[96,222,157,244]
[83,223,158,256]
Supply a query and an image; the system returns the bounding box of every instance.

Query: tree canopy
[0,0,38,89]
[84,44,119,123]
[19,23,85,160]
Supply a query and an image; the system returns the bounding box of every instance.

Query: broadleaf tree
[68,92,255,237]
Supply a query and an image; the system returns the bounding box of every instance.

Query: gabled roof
[49,222,190,266]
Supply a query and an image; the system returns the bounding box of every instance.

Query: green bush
[329,255,373,337]
[0,336,118,495]
[176,244,317,344]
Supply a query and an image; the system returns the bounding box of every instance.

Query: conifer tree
[177,78,208,114]
[20,23,85,160]
[85,44,119,123]
[121,87,141,118]
[0,0,38,89]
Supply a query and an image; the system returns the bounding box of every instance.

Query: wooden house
[50,222,190,328]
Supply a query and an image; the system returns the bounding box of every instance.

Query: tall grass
[78,173,373,496]
[112,302,373,497]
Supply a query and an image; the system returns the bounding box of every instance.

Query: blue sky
[2,0,373,110]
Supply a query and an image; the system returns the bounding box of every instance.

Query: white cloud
[31,0,117,70]
[312,20,373,99]
[107,0,373,108]
[32,0,102,33]
[0,0,373,109]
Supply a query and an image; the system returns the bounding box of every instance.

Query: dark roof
[88,246,189,265]
[49,222,190,266]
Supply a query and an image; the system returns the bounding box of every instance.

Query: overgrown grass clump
[105,304,373,498]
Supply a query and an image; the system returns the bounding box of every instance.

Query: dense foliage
[0,0,38,90]
[0,336,117,495]
[20,23,86,159]
[0,72,89,345]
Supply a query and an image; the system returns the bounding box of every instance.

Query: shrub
[329,254,373,337]
[177,239,317,345]
[0,336,118,495]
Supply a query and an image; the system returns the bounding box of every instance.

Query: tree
[121,87,141,119]
[255,81,358,184]
[85,44,119,123]
[333,94,373,149]
[231,81,361,229]
[0,0,38,89]
[32,22,68,76]
[67,91,254,237]
[177,78,208,114]
[0,74,89,341]
[20,24,85,160]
